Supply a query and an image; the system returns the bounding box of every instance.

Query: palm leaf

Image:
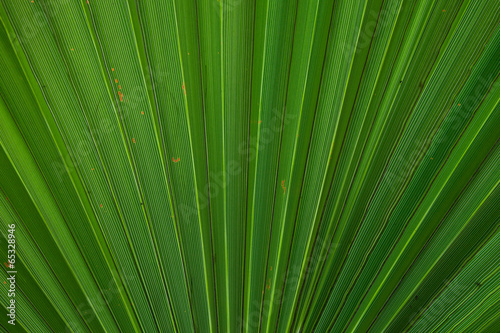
[0,0,498,332]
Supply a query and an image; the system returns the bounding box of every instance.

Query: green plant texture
[0,0,499,332]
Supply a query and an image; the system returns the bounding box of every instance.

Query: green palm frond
[0,0,499,332]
